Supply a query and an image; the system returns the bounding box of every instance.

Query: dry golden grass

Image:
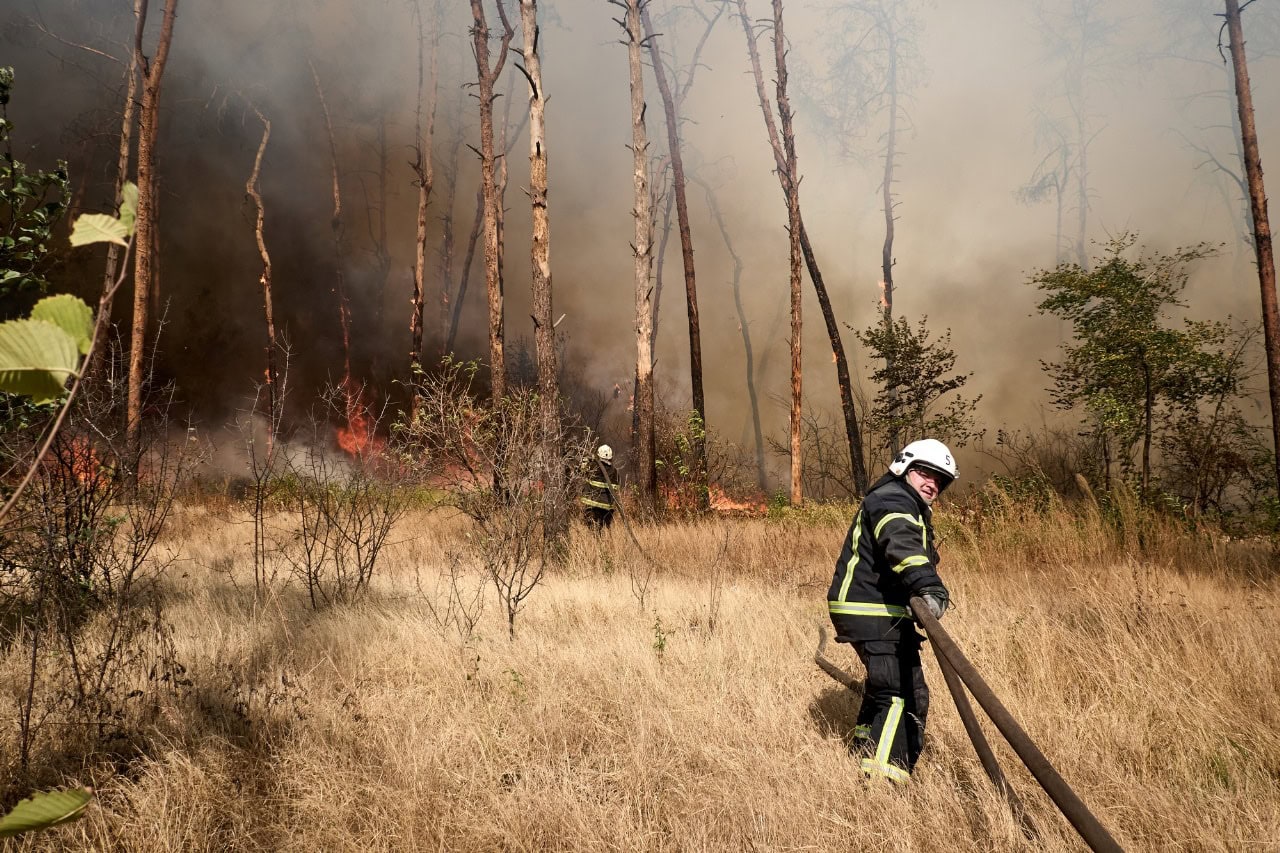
[5,494,1280,851]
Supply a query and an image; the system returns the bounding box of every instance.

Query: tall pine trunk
[469,0,515,400]
[1225,0,1280,501]
[643,4,707,511]
[410,0,440,376]
[126,0,178,478]
[735,0,868,498]
[520,0,565,540]
[618,0,657,508]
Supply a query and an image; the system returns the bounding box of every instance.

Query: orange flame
[335,378,385,458]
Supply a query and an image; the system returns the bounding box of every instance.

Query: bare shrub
[400,358,592,639]
[0,371,192,784]
[279,386,409,609]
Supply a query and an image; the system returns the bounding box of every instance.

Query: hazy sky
[5,0,1279,480]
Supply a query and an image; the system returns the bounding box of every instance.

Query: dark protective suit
[580,459,616,529]
[827,472,947,782]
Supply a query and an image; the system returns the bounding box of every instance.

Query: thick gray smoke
[3,0,1278,482]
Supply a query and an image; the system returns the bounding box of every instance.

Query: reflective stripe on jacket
[581,461,616,511]
[827,473,944,642]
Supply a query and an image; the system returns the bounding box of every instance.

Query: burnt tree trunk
[643,3,707,511]
[469,0,516,401]
[437,105,464,363]
[615,0,657,508]
[448,182,484,354]
[245,106,277,453]
[771,0,803,506]
[126,0,178,477]
[309,58,352,384]
[96,0,146,384]
[698,176,766,493]
[518,0,566,541]
[735,0,868,497]
[879,13,900,457]
[410,0,440,376]
[1225,0,1280,500]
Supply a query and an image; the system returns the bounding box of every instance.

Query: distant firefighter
[581,444,617,530]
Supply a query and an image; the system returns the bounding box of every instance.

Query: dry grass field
[4,491,1279,851]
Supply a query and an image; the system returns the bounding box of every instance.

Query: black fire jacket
[827,473,946,643]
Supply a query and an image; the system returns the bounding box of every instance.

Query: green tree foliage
[0,67,70,302]
[855,314,983,459]
[1033,234,1251,497]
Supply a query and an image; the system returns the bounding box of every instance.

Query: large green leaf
[68,213,127,248]
[0,318,81,403]
[119,181,138,235]
[31,294,94,355]
[0,788,93,838]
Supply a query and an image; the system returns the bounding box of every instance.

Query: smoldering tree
[735,0,869,501]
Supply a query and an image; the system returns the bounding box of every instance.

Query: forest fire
[335,380,385,458]
[709,484,766,516]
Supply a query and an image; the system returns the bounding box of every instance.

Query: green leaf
[68,213,127,247]
[31,294,94,355]
[0,318,81,403]
[119,181,138,235]
[0,788,93,838]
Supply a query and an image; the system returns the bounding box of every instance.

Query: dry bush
[278,388,410,609]
[400,357,592,639]
[0,376,193,796]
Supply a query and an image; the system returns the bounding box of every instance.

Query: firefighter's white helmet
[597,444,613,462]
[889,438,958,484]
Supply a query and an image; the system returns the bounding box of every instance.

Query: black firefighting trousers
[852,631,930,783]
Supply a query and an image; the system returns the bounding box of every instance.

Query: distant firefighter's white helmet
[597,444,613,462]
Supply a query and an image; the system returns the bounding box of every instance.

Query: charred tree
[612,0,658,508]
[469,0,516,400]
[437,94,465,363]
[410,0,440,376]
[1224,0,1280,499]
[642,2,707,510]
[245,106,277,449]
[517,0,566,540]
[98,0,146,378]
[735,0,868,498]
[126,0,178,474]
[697,175,767,493]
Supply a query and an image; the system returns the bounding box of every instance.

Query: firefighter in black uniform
[827,438,957,783]
[581,444,617,530]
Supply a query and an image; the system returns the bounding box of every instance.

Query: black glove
[916,584,950,620]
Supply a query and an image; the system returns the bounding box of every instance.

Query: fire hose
[816,602,1123,853]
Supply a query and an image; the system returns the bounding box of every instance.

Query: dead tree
[245,105,277,451]
[735,0,868,498]
[437,89,466,363]
[469,0,516,400]
[696,175,767,493]
[410,0,441,376]
[98,0,146,370]
[1224,0,1280,500]
[126,0,179,476]
[309,58,353,386]
[612,0,658,508]
[642,1,711,510]
[515,0,566,540]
